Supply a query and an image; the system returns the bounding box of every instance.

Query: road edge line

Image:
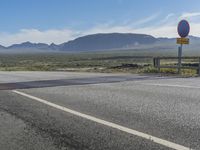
[12,90,193,150]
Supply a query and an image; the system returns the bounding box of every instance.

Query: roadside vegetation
[0,51,198,76]
[141,67,197,76]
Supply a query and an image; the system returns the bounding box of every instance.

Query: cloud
[131,13,160,27]
[0,29,79,46]
[160,13,175,24]
[180,12,200,19]
[85,12,200,38]
[1,12,200,46]
[83,24,177,38]
[83,12,200,38]
[188,22,200,37]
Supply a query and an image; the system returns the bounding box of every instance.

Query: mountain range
[0,33,199,52]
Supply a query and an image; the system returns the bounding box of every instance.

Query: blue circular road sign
[177,20,190,38]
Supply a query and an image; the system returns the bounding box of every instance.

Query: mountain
[0,45,5,49]
[0,33,200,53]
[49,43,60,50]
[60,33,157,51]
[8,41,49,50]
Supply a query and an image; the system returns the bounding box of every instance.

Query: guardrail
[153,57,200,75]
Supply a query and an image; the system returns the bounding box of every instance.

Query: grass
[141,66,198,77]
[0,51,199,76]
[0,52,153,71]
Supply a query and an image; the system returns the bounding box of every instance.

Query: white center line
[12,90,193,150]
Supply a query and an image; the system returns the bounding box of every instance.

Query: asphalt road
[0,71,200,150]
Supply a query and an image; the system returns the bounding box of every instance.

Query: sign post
[178,44,183,74]
[177,20,190,74]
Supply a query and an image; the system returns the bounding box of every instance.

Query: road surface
[0,71,199,150]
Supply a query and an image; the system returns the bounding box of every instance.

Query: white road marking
[140,83,200,89]
[12,90,193,150]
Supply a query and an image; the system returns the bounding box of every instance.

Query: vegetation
[0,51,199,76]
[0,52,153,71]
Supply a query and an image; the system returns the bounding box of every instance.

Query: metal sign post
[178,44,182,74]
[177,20,190,74]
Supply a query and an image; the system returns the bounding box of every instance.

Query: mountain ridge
[0,33,200,52]
[7,41,49,50]
[59,33,157,51]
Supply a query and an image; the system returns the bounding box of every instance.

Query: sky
[0,0,200,46]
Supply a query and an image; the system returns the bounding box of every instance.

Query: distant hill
[8,41,49,50]
[49,43,60,50]
[60,33,157,51]
[0,33,200,53]
[0,45,5,49]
